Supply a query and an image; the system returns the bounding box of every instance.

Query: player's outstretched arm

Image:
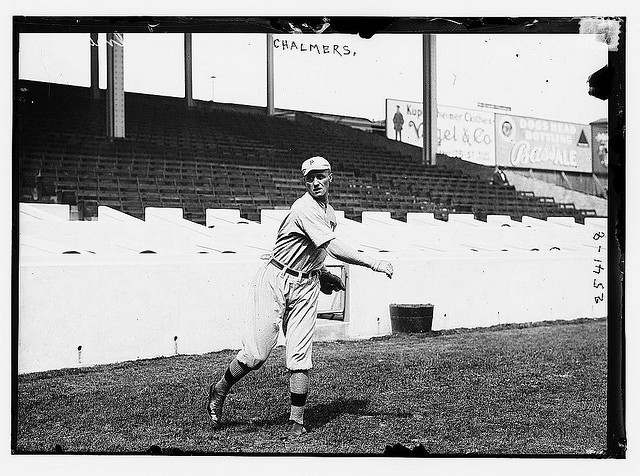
[325,238,393,278]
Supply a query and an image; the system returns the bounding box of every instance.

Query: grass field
[15,318,607,456]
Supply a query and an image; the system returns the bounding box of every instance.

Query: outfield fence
[18,204,607,374]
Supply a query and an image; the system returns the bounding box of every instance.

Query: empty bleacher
[16,80,597,224]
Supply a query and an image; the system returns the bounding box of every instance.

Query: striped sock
[214,358,252,397]
[289,370,309,425]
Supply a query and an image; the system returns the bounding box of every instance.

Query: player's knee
[246,353,270,370]
[286,353,312,371]
[237,351,269,370]
[250,359,266,370]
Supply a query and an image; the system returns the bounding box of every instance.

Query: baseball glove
[319,270,345,295]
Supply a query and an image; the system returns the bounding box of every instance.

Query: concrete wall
[346,251,605,338]
[18,206,608,374]
[19,255,258,374]
[19,250,606,374]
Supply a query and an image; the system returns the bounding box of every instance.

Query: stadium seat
[17,80,595,225]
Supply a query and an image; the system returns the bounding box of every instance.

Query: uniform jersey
[271,192,337,273]
[236,191,337,371]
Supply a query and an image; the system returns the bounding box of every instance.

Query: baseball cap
[301,156,331,176]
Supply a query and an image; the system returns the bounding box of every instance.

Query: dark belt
[269,258,318,279]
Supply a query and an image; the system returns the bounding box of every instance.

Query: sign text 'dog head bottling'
[494,114,593,173]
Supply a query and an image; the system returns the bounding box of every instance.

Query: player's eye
[305,172,328,182]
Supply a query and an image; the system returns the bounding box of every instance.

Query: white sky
[18,31,608,125]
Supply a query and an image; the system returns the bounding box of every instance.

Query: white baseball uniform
[236,192,337,371]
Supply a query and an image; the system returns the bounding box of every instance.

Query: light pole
[210,75,216,102]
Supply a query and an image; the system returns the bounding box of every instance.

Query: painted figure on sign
[393,105,404,141]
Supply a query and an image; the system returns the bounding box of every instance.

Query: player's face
[304,169,332,200]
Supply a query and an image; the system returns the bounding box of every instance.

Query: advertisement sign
[386,99,496,166]
[591,120,608,174]
[495,114,593,173]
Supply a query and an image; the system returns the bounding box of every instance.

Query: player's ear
[329,172,333,182]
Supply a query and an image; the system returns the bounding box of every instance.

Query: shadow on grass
[305,397,412,428]
[219,396,408,434]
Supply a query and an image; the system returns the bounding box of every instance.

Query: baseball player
[207,156,394,438]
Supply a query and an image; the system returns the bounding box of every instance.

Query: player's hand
[319,270,346,294]
[374,260,394,279]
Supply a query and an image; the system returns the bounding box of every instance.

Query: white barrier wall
[19,250,606,374]
[19,255,260,374]
[346,251,605,338]
[18,206,608,374]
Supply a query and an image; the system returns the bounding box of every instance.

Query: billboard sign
[386,99,496,166]
[495,114,593,173]
[591,121,608,174]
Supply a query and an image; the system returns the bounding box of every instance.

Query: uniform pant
[236,261,321,371]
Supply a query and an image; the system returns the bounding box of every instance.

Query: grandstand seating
[16,80,597,224]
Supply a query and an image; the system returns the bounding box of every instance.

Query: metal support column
[560,171,574,189]
[106,33,125,138]
[184,33,194,107]
[422,34,437,166]
[592,173,607,197]
[267,33,275,116]
[90,33,100,100]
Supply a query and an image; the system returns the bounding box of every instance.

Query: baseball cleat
[285,420,308,438]
[206,384,226,429]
